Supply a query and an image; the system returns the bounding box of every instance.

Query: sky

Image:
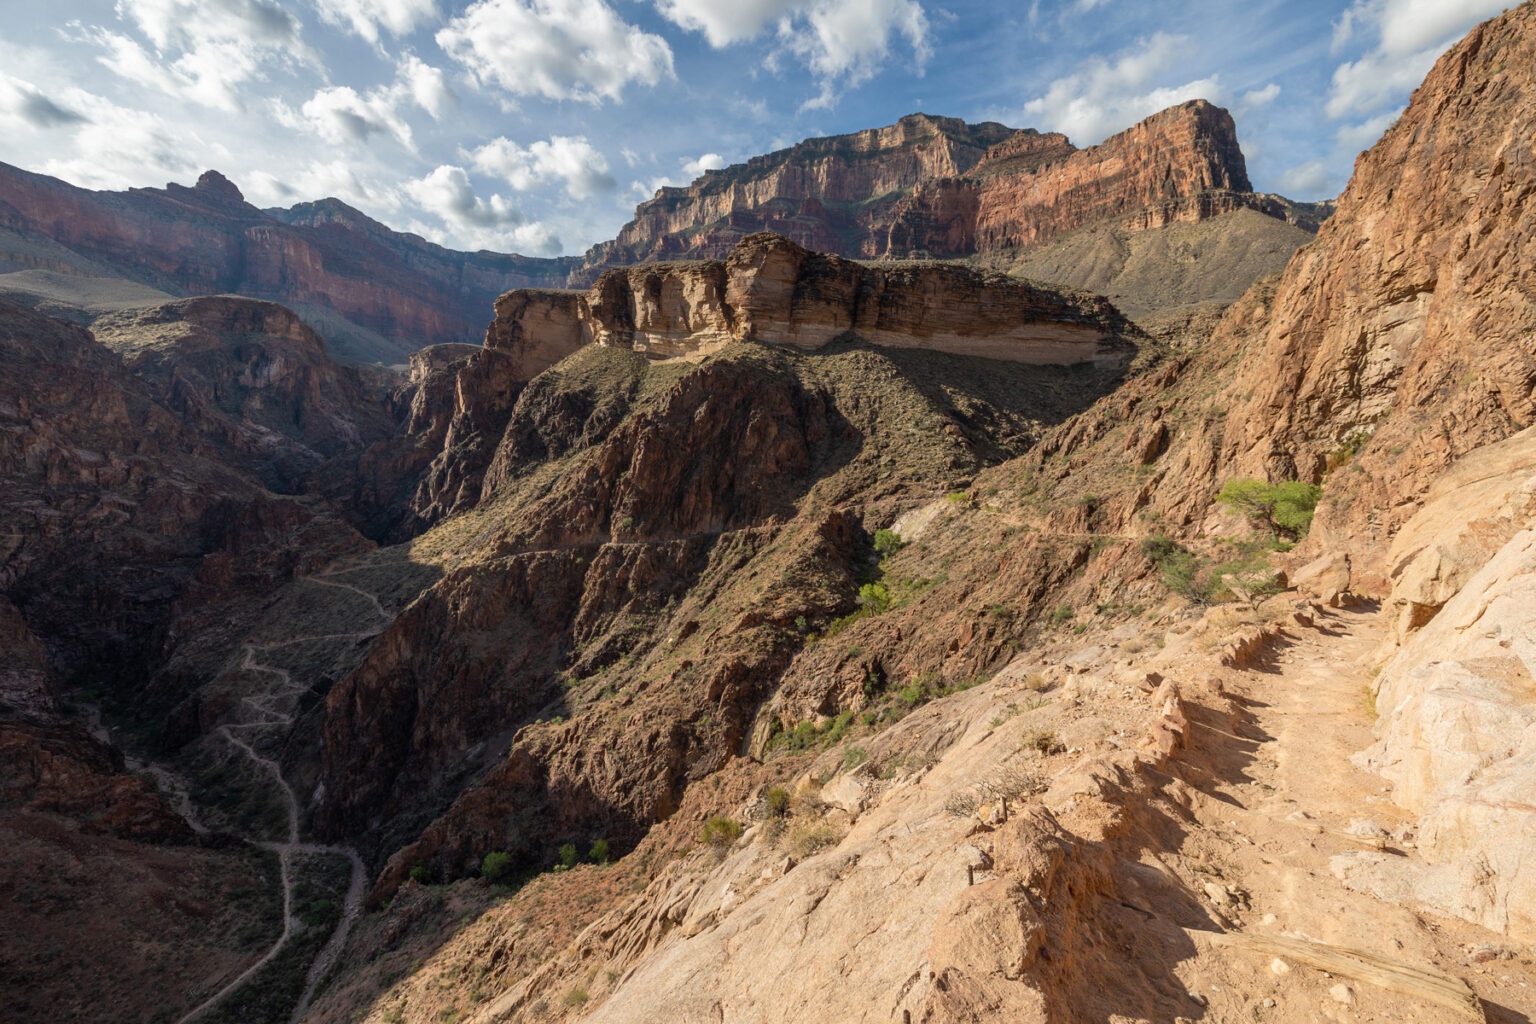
[0,0,1517,257]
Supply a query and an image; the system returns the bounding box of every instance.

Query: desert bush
[701,815,742,848]
[873,528,905,556]
[408,864,431,885]
[943,790,980,817]
[1024,729,1064,755]
[786,817,842,856]
[589,839,611,865]
[555,843,578,871]
[764,785,790,817]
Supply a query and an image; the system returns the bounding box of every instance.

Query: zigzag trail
[165,563,391,1024]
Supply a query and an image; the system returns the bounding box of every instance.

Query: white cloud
[1326,0,1510,117]
[437,0,674,105]
[1240,83,1281,109]
[681,152,726,178]
[288,85,417,149]
[0,73,88,129]
[1019,33,1221,145]
[657,0,929,109]
[276,56,456,151]
[406,164,522,227]
[243,159,386,210]
[1335,109,1400,152]
[470,135,616,200]
[96,0,316,111]
[310,0,439,46]
[1279,160,1336,197]
[36,91,198,189]
[402,166,564,254]
[399,54,457,118]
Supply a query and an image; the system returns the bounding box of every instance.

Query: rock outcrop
[490,233,1135,381]
[1335,428,1536,940]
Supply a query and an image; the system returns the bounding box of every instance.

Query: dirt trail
[165,564,390,1024]
[1165,606,1536,1022]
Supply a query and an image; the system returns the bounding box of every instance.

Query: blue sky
[0,0,1515,257]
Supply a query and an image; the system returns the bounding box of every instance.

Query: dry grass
[785,818,844,857]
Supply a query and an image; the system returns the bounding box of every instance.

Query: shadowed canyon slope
[6,7,1536,1024]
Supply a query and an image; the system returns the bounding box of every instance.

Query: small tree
[873,528,904,557]
[481,850,514,884]
[1216,478,1322,538]
[700,815,742,848]
[588,838,611,865]
[555,843,578,871]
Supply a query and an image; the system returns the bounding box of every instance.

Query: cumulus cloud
[310,0,439,46]
[287,85,417,149]
[36,91,198,189]
[438,0,674,105]
[1326,0,1510,118]
[1240,83,1281,110]
[404,165,565,254]
[399,54,457,118]
[407,164,522,227]
[93,0,317,111]
[658,0,929,109]
[469,136,616,200]
[277,56,456,151]
[1335,109,1399,152]
[0,73,89,128]
[681,152,726,178]
[1019,33,1221,145]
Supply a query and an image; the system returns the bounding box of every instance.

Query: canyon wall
[576,100,1315,277]
[0,164,576,363]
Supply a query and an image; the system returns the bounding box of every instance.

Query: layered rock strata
[491,233,1135,379]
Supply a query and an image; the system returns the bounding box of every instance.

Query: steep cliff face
[0,165,577,363]
[1199,6,1536,559]
[578,101,1301,277]
[584,114,1017,268]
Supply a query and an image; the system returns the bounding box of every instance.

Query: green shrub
[408,864,431,885]
[701,815,742,848]
[588,839,611,865]
[873,528,905,556]
[1142,534,1215,604]
[481,851,514,884]
[764,785,790,817]
[823,709,854,745]
[1049,605,1074,625]
[843,745,868,770]
[564,987,589,1008]
[898,684,927,707]
[555,843,578,871]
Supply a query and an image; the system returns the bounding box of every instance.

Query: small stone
[1261,998,1276,1008]
[1329,983,1354,1005]
[1260,913,1277,926]
[1204,881,1232,906]
[1270,958,1291,975]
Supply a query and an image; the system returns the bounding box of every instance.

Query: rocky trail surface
[1157,605,1536,1023]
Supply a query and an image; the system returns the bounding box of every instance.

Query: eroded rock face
[1202,7,1536,557]
[487,233,1135,380]
[1337,429,1536,941]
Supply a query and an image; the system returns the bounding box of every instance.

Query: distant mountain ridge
[0,100,1331,363]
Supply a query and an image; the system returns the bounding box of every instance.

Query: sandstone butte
[3,5,1536,1024]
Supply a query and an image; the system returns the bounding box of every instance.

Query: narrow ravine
[137,563,393,1024]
